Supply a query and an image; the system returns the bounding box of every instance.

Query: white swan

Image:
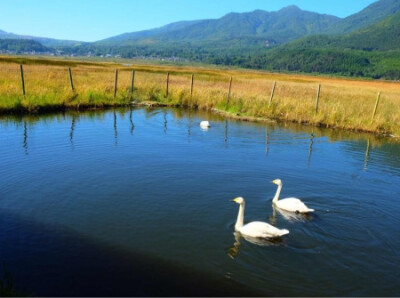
[272,179,314,213]
[233,197,289,238]
[200,121,210,129]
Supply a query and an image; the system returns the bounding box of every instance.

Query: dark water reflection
[0,107,399,296]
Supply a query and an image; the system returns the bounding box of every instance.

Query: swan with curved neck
[233,197,289,238]
[272,179,314,213]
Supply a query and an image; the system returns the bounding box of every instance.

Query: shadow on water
[187,110,193,140]
[269,206,314,224]
[129,106,135,135]
[70,114,77,147]
[113,109,118,146]
[364,138,370,171]
[265,126,270,156]
[228,232,285,259]
[0,265,28,297]
[224,119,228,146]
[0,211,263,297]
[23,121,28,155]
[163,110,168,134]
[307,130,315,167]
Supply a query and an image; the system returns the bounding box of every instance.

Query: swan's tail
[279,229,290,236]
[306,208,315,212]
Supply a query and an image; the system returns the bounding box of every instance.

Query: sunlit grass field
[1,56,399,137]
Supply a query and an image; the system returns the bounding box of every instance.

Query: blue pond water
[0,107,399,296]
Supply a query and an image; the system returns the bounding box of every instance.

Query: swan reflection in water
[269,206,313,224]
[228,232,284,259]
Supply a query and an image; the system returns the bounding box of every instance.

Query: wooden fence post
[68,67,74,92]
[114,69,118,98]
[130,70,135,99]
[166,72,170,97]
[227,76,232,105]
[268,81,276,107]
[20,65,26,96]
[190,74,194,98]
[315,84,321,115]
[371,91,381,120]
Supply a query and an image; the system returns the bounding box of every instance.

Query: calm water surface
[0,107,399,296]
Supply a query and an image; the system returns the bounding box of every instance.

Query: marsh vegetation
[0,56,399,137]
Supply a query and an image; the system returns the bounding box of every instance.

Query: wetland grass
[0,56,399,137]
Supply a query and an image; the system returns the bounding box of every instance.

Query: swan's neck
[235,203,245,230]
[272,184,282,204]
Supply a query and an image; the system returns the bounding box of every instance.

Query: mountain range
[0,29,81,47]
[100,6,339,45]
[98,0,400,46]
[1,0,400,79]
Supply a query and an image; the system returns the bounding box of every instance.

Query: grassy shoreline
[0,56,399,139]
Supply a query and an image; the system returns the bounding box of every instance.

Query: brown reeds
[0,56,399,137]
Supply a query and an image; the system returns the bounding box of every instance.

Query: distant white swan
[272,179,314,213]
[233,197,289,238]
[200,121,210,129]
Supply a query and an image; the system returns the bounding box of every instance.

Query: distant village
[0,48,189,62]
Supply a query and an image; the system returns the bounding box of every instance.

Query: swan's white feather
[233,196,289,239]
[272,179,314,214]
[238,221,289,238]
[275,197,314,213]
[200,121,210,128]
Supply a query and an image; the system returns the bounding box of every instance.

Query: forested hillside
[324,0,400,34]
[0,39,51,53]
[100,6,340,45]
[231,11,400,79]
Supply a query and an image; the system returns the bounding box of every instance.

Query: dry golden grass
[0,56,399,137]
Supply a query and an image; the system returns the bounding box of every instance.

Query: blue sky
[0,0,377,42]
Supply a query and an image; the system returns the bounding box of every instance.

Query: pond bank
[1,56,399,139]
